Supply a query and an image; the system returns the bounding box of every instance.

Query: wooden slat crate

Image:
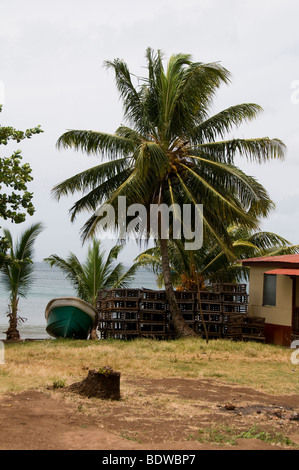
[241,316,265,342]
[196,312,222,323]
[140,301,168,312]
[140,323,166,333]
[223,314,244,324]
[212,283,247,293]
[139,311,166,322]
[199,302,222,312]
[175,291,197,301]
[223,303,248,314]
[196,322,222,337]
[222,327,243,339]
[181,312,195,322]
[178,301,196,312]
[99,288,141,300]
[222,293,249,304]
[101,299,139,310]
[96,283,265,342]
[141,290,167,300]
[199,291,222,302]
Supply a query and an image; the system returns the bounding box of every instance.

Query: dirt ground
[0,376,299,451]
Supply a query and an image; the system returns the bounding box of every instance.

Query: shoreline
[0,324,50,341]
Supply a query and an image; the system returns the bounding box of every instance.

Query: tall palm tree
[0,223,44,340]
[44,239,139,339]
[52,48,285,338]
[136,226,299,289]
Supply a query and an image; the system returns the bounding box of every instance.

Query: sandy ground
[0,376,299,451]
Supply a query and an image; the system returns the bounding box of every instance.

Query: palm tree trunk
[198,288,209,343]
[5,298,20,341]
[90,295,99,340]
[189,253,208,343]
[159,236,197,338]
[90,311,99,340]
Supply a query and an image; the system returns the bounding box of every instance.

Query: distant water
[0,262,158,340]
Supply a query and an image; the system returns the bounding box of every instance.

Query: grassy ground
[0,337,297,395]
[1,338,299,450]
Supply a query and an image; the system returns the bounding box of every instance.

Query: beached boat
[45,297,97,339]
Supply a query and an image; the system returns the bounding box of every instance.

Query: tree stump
[69,366,121,400]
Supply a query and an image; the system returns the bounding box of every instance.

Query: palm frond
[196,137,286,164]
[111,262,140,288]
[45,239,138,305]
[104,58,151,133]
[185,155,274,218]
[56,130,136,159]
[173,173,235,258]
[171,61,231,136]
[191,103,263,143]
[247,231,291,251]
[52,158,132,202]
[44,253,84,294]
[1,223,44,300]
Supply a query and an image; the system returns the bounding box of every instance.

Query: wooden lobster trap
[96,283,264,342]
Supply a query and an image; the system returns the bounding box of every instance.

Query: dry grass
[0,337,298,395]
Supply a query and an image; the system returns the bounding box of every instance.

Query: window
[263,274,277,306]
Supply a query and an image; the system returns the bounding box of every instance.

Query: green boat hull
[45,298,96,339]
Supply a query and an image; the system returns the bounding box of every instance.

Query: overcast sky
[0,0,299,263]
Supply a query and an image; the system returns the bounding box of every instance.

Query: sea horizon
[0,261,158,340]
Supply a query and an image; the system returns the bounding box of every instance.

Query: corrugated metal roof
[265,268,299,276]
[242,254,299,264]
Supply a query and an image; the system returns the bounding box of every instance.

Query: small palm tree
[198,226,299,286]
[0,223,44,340]
[44,239,139,339]
[136,226,299,288]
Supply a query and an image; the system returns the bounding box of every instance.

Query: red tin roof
[265,268,299,276]
[242,254,299,265]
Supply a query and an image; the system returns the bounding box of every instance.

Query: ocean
[0,262,158,340]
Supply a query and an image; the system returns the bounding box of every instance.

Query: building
[242,254,299,346]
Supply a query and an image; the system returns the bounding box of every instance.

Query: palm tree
[52,48,285,338]
[44,239,139,339]
[0,223,44,340]
[136,226,299,288]
[136,226,299,343]
[200,226,299,286]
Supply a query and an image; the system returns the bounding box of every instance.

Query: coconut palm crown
[45,239,138,307]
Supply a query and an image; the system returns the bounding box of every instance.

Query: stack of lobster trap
[96,283,265,342]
